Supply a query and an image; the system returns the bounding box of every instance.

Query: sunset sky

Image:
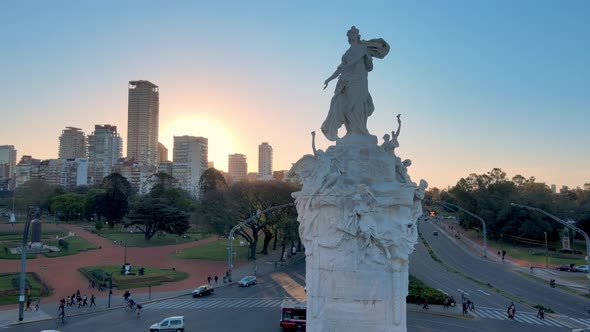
[1,1,588,189]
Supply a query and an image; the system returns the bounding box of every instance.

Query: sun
[160,112,237,172]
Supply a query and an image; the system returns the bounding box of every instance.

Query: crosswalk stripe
[473,309,569,327]
[543,317,567,327]
[515,315,542,325]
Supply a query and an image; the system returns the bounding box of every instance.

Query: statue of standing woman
[321,26,390,143]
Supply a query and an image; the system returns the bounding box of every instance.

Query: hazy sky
[1,1,588,189]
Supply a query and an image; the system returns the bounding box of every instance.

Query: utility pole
[512,203,590,295]
[544,231,549,268]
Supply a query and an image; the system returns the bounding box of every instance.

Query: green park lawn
[90,225,209,247]
[171,238,263,261]
[0,224,97,259]
[0,273,50,305]
[79,265,188,290]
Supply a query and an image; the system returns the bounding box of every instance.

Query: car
[575,265,589,273]
[433,231,438,236]
[572,328,590,332]
[149,316,184,332]
[191,285,214,297]
[238,276,257,287]
[556,264,575,272]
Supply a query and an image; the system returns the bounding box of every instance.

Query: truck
[280,300,306,331]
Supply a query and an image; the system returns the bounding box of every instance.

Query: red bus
[280,301,306,331]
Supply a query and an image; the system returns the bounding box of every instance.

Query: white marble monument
[288,26,427,332]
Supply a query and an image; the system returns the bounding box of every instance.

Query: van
[149,316,184,332]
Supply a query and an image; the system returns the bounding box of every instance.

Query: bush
[95,221,103,232]
[407,275,447,305]
[58,239,69,250]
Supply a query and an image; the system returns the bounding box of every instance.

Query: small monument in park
[289,26,426,332]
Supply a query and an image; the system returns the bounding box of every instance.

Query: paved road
[420,218,590,323]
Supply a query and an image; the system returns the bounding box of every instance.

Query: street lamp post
[107,271,115,308]
[18,207,35,321]
[425,200,488,258]
[511,203,590,295]
[227,203,293,283]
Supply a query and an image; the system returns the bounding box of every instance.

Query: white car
[238,276,257,287]
[149,316,184,332]
[572,329,590,332]
[575,265,589,273]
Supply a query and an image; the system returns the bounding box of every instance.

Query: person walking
[214,275,218,284]
[25,297,32,311]
[536,307,545,319]
[35,297,40,311]
[422,298,429,310]
[508,302,516,319]
[443,297,449,309]
[462,302,468,316]
[207,276,212,284]
[90,294,96,307]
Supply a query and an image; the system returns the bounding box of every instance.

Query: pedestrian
[508,302,516,319]
[70,293,76,306]
[443,297,449,309]
[214,275,218,284]
[422,298,429,310]
[66,296,71,307]
[35,297,40,311]
[82,294,88,307]
[462,302,468,315]
[468,299,475,312]
[90,294,96,307]
[25,297,32,311]
[123,290,131,302]
[536,307,545,319]
[207,276,212,284]
[449,296,456,307]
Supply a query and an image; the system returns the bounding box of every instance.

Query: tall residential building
[87,125,123,185]
[158,142,169,163]
[551,184,557,194]
[172,136,207,196]
[58,127,86,159]
[38,158,88,190]
[127,80,159,167]
[112,157,150,193]
[15,155,41,188]
[0,145,17,190]
[228,153,247,183]
[258,142,273,181]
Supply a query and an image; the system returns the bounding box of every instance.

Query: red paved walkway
[0,224,245,309]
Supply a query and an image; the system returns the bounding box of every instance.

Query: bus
[280,300,306,331]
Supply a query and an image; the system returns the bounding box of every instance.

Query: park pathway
[0,224,244,309]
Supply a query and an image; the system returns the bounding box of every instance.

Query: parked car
[556,264,575,272]
[149,316,184,332]
[433,231,439,236]
[191,285,214,297]
[575,265,589,273]
[238,276,257,287]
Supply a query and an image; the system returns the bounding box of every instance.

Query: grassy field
[0,273,50,305]
[171,238,264,261]
[43,236,100,257]
[79,265,188,290]
[89,224,209,247]
[457,225,586,266]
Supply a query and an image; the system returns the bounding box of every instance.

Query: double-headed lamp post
[511,203,590,294]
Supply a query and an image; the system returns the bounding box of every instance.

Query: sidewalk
[0,244,304,327]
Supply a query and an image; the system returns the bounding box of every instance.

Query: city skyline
[1,1,588,189]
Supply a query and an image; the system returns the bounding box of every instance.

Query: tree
[126,197,190,240]
[83,188,106,221]
[16,178,63,214]
[100,173,133,227]
[51,193,85,221]
[199,168,227,199]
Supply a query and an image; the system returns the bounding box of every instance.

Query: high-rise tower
[127,80,159,167]
[172,135,208,196]
[0,145,17,190]
[88,125,123,185]
[228,153,247,183]
[258,142,273,181]
[58,127,86,159]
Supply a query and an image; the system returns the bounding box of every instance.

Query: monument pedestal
[291,144,425,332]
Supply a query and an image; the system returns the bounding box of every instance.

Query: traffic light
[549,279,555,288]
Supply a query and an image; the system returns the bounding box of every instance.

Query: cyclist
[127,298,136,310]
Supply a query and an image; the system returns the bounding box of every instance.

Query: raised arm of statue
[323,64,343,90]
[393,114,402,138]
[311,131,317,156]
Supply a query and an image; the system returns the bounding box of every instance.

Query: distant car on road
[433,231,438,236]
[575,265,589,273]
[149,315,184,332]
[191,285,214,297]
[556,264,575,272]
[238,276,257,287]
